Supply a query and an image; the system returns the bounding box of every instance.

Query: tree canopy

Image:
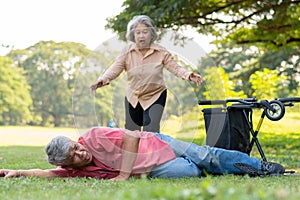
[106,0,300,49]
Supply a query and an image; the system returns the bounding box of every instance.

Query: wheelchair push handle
[276,97,300,103]
[198,100,226,105]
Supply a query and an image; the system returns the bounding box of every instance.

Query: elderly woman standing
[90,15,203,132]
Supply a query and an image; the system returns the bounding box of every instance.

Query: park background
[1,0,300,199]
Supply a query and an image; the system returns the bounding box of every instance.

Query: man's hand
[0,169,57,178]
[108,172,131,182]
[0,169,20,178]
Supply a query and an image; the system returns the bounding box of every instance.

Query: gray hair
[45,136,72,166]
[126,15,158,43]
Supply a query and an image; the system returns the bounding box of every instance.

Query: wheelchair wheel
[266,100,285,121]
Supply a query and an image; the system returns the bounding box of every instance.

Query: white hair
[126,15,158,43]
[45,136,72,166]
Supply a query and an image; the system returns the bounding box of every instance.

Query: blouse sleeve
[97,52,127,85]
[163,51,192,80]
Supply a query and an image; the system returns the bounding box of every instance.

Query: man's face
[62,141,93,168]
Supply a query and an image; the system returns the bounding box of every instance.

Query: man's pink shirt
[50,127,176,178]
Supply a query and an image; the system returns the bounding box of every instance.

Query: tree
[0,56,32,125]
[198,43,299,95]
[106,0,300,48]
[8,41,91,127]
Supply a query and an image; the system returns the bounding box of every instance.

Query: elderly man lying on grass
[0,127,285,181]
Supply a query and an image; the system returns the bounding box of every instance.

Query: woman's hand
[90,80,105,93]
[189,73,203,86]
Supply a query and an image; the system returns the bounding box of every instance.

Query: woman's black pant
[125,90,167,132]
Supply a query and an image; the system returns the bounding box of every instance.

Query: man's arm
[109,129,140,181]
[0,169,58,178]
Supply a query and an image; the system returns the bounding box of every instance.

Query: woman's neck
[139,48,150,56]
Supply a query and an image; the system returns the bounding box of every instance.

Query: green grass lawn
[0,111,300,200]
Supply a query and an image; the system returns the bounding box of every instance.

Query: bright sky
[0,0,214,55]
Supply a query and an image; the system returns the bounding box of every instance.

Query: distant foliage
[0,56,32,125]
[203,67,246,100]
[7,41,91,127]
[249,68,288,99]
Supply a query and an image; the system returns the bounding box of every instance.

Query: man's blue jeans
[149,133,261,178]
